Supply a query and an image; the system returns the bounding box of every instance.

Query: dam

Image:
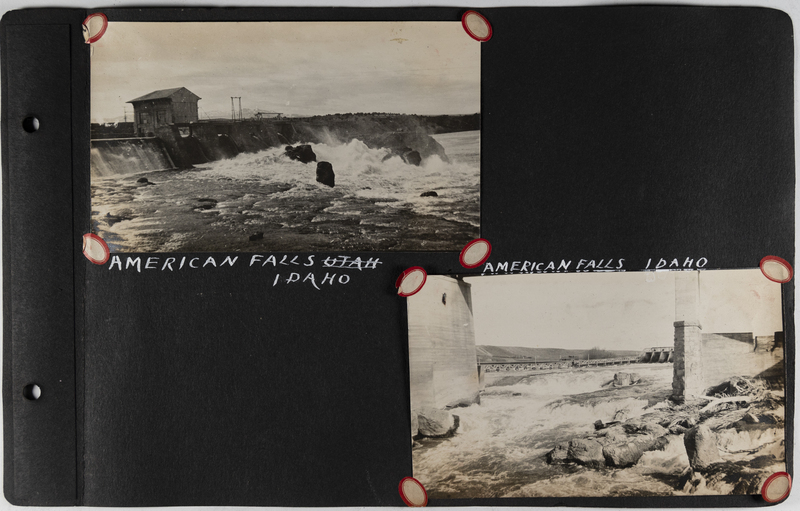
[92,86,477,178]
[90,119,297,178]
[91,115,476,178]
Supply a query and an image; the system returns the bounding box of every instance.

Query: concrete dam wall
[90,138,175,178]
[90,115,457,177]
[406,276,480,410]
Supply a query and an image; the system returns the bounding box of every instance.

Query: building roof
[127,87,201,103]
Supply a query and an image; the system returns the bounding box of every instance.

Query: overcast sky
[90,22,480,122]
[464,269,783,351]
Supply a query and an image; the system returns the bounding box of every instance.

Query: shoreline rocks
[684,425,720,470]
[544,375,784,494]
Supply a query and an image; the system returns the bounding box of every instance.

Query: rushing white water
[413,349,785,499]
[91,131,480,252]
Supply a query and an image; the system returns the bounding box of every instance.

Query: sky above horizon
[90,22,480,123]
[463,269,783,351]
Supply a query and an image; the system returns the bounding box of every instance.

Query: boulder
[612,373,632,387]
[567,438,605,468]
[401,149,422,166]
[416,407,458,438]
[603,442,645,468]
[546,442,570,464]
[420,191,438,197]
[684,425,720,471]
[611,372,642,387]
[316,161,335,188]
[285,144,317,163]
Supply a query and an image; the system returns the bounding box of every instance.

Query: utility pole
[238,97,243,121]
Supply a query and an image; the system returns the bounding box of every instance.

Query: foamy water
[414,350,785,499]
[91,131,480,252]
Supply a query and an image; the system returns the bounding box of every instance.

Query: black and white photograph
[407,269,786,498]
[90,22,480,252]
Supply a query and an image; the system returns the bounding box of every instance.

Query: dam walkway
[479,346,674,373]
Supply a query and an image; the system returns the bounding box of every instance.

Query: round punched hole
[22,117,39,133]
[22,384,41,401]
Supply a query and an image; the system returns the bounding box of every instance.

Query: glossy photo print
[90,22,480,252]
[407,270,786,498]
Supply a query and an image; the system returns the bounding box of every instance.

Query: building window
[157,110,167,125]
[139,112,150,124]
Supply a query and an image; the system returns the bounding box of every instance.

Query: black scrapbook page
[1,2,796,508]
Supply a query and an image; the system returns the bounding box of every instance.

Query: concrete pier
[407,276,480,410]
[672,272,704,402]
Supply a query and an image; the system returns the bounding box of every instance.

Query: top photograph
[90,21,481,253]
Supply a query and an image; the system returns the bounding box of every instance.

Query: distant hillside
[300,113,480,134]
[476,345,642,363]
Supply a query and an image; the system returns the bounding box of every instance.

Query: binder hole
[22,117,39,133]
[22,384,41,400]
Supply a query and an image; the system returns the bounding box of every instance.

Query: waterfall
[90,138,175,177]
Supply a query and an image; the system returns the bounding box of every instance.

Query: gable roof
[127,87,201,103]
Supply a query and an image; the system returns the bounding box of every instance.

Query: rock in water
[612,373,634,387]
[137,177,149,184]
[684,425,720,471]
[401,149,422,166]
[416,407,458,438]
[316,161,335,187]
[567,438,605,468]
[546,442,570,464]
[420,191,438,197]
[603,442,645,468]
[285,144,317,163]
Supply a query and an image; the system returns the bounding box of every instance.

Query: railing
[479,356,641,373]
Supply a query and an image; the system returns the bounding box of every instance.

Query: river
[413,348,785,499]
[90,130,480,252]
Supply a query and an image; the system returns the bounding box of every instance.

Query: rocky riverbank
[545,373,785,495]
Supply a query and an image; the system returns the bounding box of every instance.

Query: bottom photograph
[405,269,786,498]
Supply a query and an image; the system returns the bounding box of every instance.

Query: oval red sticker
[83,13,108,44]
[398,477,428,507]
[82,233,110,265]
[760,255,793,283]
[460,238,492,268]
[397,267,427,297]
[762,471,791,503]
[462,11,492,42]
